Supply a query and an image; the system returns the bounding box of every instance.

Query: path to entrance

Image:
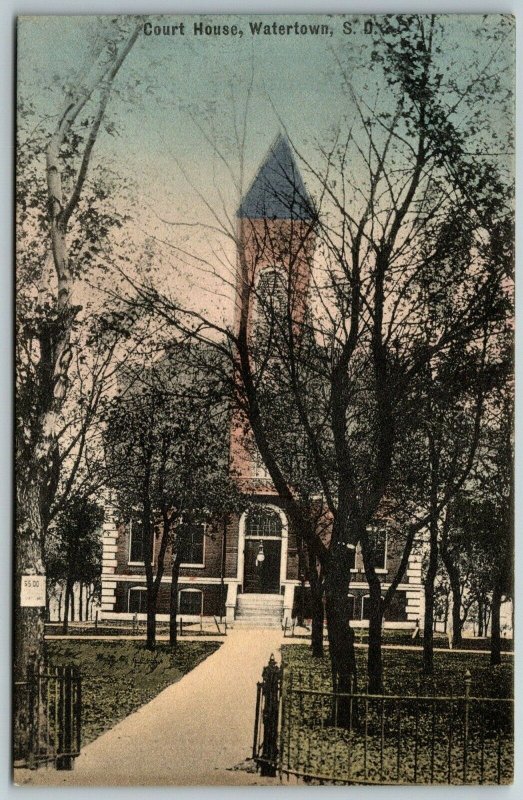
[16,629,282,787]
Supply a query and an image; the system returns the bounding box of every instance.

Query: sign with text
[20,575,46,607]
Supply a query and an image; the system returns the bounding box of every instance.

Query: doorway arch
[237,505,288,594]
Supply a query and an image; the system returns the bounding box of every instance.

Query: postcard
[14,13,514,786]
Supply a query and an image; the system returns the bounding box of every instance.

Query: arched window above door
[246,508,282,538]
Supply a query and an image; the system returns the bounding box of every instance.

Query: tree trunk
[70,586,75,622]
[169,555,181,649]
[324,543,357,726]
[62,578,74,634]
[441,548,463,646]
[146,588,157,651]
[450,588,463,646]
[58,586,63,622]
[423,516,439,675]
[477,598,483,637]
[79,583,83,622]
[490,581,503,666]
[367,577,383,693]
[14,481,47,760]
[309,569,324,659]
[307,554,324,658]
[485,605,491,637]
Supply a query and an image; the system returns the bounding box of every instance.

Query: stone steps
[233,618,283,629]
[235,593,283,627]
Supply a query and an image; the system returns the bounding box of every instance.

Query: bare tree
[15,18,140,754]
[111,15,512,693]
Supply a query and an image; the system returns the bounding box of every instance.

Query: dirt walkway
[15,629,282,787]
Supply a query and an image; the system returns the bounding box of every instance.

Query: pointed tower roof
[237,134,315,220]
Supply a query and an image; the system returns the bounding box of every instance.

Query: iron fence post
[75,667,82,757]
[252,682,262,759]
[462,669,471,784]
[260,654,281,776]
[56,666,73,770]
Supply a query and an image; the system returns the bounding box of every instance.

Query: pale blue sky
[18,13,514,213]
[16,13,515,327]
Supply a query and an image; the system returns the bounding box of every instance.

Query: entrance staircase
[234,593,283,628]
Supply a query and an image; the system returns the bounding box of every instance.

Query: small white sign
[20,575,46,607]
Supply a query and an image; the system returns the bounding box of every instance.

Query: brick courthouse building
[100,137,423,628]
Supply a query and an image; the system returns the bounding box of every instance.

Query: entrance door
[243,539,281,593]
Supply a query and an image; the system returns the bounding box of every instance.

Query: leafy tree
[440,386,513,662]
[46,497,104,632]
[104,341,239,650]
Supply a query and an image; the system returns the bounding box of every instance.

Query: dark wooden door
[243,539,281,593]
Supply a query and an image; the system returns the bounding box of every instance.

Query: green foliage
[103,340,240,557]
[46,496,104,587]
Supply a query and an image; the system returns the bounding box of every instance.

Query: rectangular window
[362,595,371,620]
[129,517,154,564]
[179,590,203,616]
[129,517,144,563]
[181,524,205,566]
[362,594,384,620]
[128,587,147,613]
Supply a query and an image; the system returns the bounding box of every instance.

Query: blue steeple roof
[237,134,315,220]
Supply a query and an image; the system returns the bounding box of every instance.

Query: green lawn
[279,646,513,785]
[46,640,220,745]
[282,644,513,697]
[288,627,514,652]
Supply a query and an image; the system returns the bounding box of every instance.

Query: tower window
[347,594,355,620]
[258,269,287,314]
[254,269,287,343]
[362,594,384,620]
[252,445,270,479]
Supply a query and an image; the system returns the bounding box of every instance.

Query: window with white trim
[180,523,205,567]
[179,589,203,616]
[128,586,147,613]
[129,517,146,563]
[257,268,287,318]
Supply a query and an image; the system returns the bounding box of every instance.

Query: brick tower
[230,134,316,490]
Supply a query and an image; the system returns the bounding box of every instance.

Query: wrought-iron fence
[253,660,513,785]
[14,664,81,770]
